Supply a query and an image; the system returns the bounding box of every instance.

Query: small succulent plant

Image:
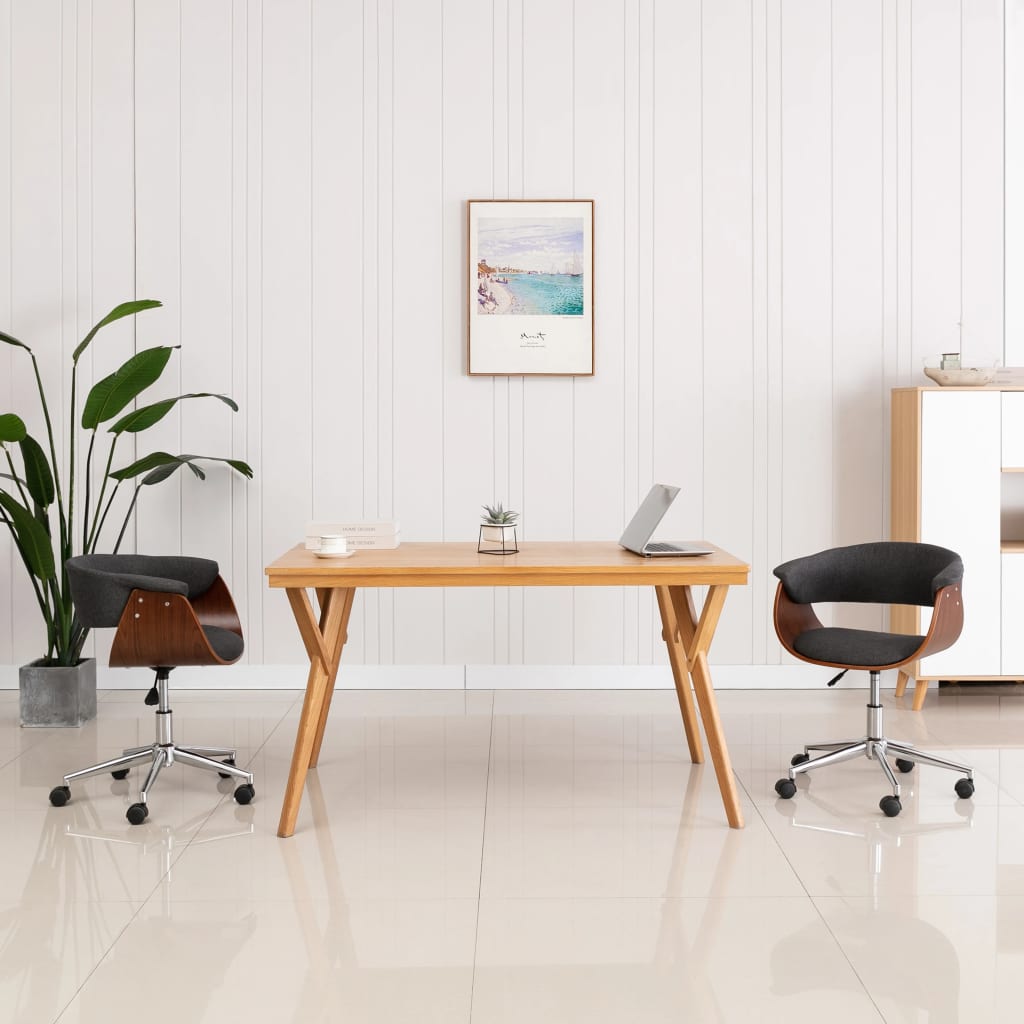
[481,502,518,525]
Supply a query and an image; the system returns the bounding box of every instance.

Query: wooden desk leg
[655,585,703,763]
[670,584,744,829]
[310,587,355,766]
[278,586,352,838]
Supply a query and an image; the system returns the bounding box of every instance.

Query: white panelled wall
[0,0,1008,689]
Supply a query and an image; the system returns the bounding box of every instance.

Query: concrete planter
[19,657,97,728]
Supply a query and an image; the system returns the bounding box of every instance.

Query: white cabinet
[892,387,1021,691]
[1002,555,1024,675]
[1003,393,1024,469]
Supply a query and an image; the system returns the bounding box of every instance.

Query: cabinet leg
[894,670,910,698]
[912,678,930,711]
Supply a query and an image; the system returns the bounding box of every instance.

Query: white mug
[318,534,348,554]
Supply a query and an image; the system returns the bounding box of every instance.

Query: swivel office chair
[772,542,974,817]
[49,555,255,825]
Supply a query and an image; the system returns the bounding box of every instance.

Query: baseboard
[0,662,872,690]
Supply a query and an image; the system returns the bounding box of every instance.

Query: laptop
[619,484,713,557]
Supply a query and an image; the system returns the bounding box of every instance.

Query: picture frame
[467,199,594,376]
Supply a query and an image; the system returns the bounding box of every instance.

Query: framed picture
[467,199,594,375]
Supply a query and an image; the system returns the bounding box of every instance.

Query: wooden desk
[265,541,749,837]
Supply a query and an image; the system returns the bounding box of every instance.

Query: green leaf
[109,451,179,481]
[81,346,175,429]
[72,299,162,364]
[18,435,55,507]
[0,492,55,580]
[140,461,185,485]
[225,459,254,479]
[108,392,239,434]
[0,414,27,443]
[0,330,31,352]
[111,452,254,484]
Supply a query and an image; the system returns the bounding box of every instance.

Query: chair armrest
[189,575,243,637]
[773,582,824,658]
[110,588,240,668]
[914,582,964,662]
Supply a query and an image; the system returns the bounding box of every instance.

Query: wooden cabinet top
[893,385,1024,393]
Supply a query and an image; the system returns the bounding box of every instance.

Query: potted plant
[478,502,519,555]
[0,299,253,727]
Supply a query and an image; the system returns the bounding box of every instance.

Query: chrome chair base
[50,672,254,824]
[775,670,974,816]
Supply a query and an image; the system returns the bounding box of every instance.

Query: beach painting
[467,199,594,375]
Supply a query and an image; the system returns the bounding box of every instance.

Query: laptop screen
[619,484,680,552]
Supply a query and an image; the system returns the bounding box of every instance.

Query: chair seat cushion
[793,627,924,668]
[203,626,244,662]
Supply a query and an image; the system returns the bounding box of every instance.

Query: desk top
[265,541,749,589]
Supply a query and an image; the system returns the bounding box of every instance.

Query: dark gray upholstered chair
[49,555,255,825]
[772,542,974,817]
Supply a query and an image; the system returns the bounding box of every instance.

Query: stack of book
[305,520,401,550]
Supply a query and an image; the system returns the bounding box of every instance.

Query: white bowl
[923,366,997,387]
[314,550,355,559]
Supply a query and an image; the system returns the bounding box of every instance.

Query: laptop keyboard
[644,542,683,553]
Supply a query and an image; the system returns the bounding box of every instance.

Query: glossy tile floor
[1,685,1023,1022]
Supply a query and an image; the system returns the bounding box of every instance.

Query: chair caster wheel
[790,752,810,767]
[895,758,914,774]
[879,795,902,817]
[111,769,130,780]
[234,783,255,805]
[955,778,975,799]
[126,803,149,825]
[218,757,236,780]
[775,778,797,799]
[49,786,71,807]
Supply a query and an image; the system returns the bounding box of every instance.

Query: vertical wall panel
[135,0,183,558]
[89,0,135,390]
[180,0,234,568]
[961,0,1004,366]
[85,0,134,680]
[10,0,62,662]
[504,0,526,665]
[310,0,365,662]
[392,0,444,663]
[779,0,833,584]
[764,0,784,663]
[243,0,266,662]
[833,0,888,626]
[651,0,702,546]
[621,0,641,664]
[911,0,962,364]
[230,0,252,650]
[1007,0,1024,362]
[751,0,770,663]
[259,0,313,663]
[356,0,382,663]
[520,0,575,665]
[702,0,755,660]
[373,0,395,663]
[491,0,514,664]
[572,0,627,664]
[832,0,885,633]
[0,0,12,662]
[881,0,899,538]
[441,0,496,665]
[635,0,657,663]
[896,0,914,384]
